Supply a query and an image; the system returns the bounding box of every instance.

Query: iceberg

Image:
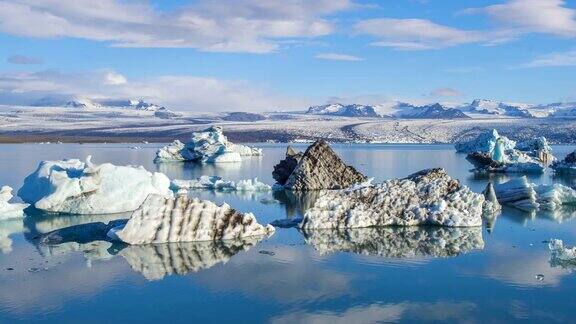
[273,140,367,191]
[456,129,554,173]
[18,156,172,214]
[0,186,28,220]
[170,175,271,192]
[301,227,484,258]
[493,176,576,211]
[108,194,275,244]
[300,168,485,229]
[549,239,576,270]
[154,126,262,163]
[552,150,576,174]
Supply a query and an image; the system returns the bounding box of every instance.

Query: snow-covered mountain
[458,99,534,118]
[306,102,469,119]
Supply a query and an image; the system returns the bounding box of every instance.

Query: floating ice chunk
[18,156,172,214]
[0,186,28,220]
[455,129,515,154]
[492,177,538,211]
[457,129,554,173]
[300,168,484,229]
[274,140,367,191]
[154,126,262,163]
[493,176,576,211]
[302,227,484,258]
[170,175,271,192]
[552,150,576,174]
[549,239,576,268]
[108,195,275,244]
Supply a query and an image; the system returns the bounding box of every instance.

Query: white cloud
[519,49,576,67]
[0,70,309,111]
[315,53,363,61]
[470,0,576,37]
[0,0,354,53]
[354,18,488,50]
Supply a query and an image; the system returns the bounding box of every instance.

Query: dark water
[0,143,575,323]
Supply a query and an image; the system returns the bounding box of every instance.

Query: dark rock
[282,140,367,191]
[272,146,303,185]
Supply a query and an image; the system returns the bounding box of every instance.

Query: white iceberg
[155,126,262,163]
[300,168,485,230]
[456,129,554,173]
[0,186,28,220]
[18,156,172,214]
[170,175,271,192]
[549,239,576,269]
[493,176,576,211]
[108,194,275,244]
[455,129,516,154]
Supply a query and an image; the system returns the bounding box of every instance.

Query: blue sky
[0,0,575,111]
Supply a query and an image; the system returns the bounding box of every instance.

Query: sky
[0,0,575,112]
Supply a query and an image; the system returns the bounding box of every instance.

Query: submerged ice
[18,156,172,214]
[108,194,275,244]
[155,126,262,163]
[300,168,485,229]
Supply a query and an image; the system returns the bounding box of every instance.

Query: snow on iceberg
[299,168,485,229]
[170,175,271,192]
[154,126,262,163]
[549,239,576,269]
[456,129,555,173]
[301,226,484,258]
[0,186,28,220]
[18,156,172,215]
[108,194,275,244]
[493,176,576,211]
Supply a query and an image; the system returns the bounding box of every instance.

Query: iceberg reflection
[29,218,266,280]
[301,226,484,258]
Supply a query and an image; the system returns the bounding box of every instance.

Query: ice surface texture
[109,194,275,244]
[493,176,576,211]
[300,168,485,229]
[0,186,28,220]
[549,239,576,270]
[170,175,271,192]
[273,140,367,191]
[18,156,172,214]
[155,126,262,163]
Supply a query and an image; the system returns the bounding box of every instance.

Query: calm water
[1,143,576,323]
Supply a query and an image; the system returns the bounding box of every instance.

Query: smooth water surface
[1,143,576,323]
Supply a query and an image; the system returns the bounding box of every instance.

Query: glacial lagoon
[1,143,576,323]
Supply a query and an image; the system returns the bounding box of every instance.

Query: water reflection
[273,189,320,218]
[26,217,268,280]
[0,219,24,254]
[301,227,484,258]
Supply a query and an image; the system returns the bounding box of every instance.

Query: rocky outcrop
[274,140,367,191]
[300,168,485,229]
[108,194,275,244]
